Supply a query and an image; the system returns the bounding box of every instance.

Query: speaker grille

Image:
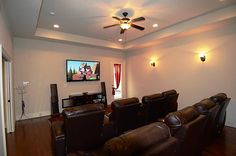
[50,84,59,114]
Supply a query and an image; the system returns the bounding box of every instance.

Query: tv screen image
[66,60,100,82]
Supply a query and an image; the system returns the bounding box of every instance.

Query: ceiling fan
[104,12,145,34]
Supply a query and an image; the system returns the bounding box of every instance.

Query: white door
[4,60,14,133]
[0,44,7,156]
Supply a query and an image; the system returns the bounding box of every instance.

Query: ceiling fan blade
[131,17,145,22]
[131,24,145,30]
[112,16,121,21]
[120,29,126,34]
[104,24,119,29]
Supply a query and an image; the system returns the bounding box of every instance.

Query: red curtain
[114,64,121,89]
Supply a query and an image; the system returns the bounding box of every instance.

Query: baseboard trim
[226,122,236,128]
[16,111,51,121]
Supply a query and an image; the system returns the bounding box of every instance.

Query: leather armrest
[157,118,165,123]
[103,116,116,141]
[103,115,110,125]
[51,121,66,156]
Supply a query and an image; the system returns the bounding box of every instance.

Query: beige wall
[12,17,236,127]
[0,2,12,58]
[126,18,236,127]
[13,38,126,119]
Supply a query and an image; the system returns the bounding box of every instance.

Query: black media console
[62,92,107,108]
[62,82,108,109]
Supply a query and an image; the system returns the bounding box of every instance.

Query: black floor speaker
[101,82,107,107]
[50,84,59,115]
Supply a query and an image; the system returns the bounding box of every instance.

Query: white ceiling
[3,0,236,50]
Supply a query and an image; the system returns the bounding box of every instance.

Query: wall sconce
[199,53,206,62]
[150,61,156,67]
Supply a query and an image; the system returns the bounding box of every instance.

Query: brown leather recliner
[104,122,178,156]
[142,93,168,123]
[194,98,220,145]
[210,93,231,135]
[162,89,179,113]
[63,104,105,153]
[109,97,144,135]
[164,106,207,156]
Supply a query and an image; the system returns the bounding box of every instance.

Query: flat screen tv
[66,60,100,82]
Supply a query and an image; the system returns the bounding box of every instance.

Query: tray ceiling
[4,0,236,50]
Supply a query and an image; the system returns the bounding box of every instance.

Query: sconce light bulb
[200,55,206,62]
[150,61,156,67]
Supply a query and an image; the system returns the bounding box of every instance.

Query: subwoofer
[50,84,59,115]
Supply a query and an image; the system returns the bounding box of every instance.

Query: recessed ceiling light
[50,11,55,15]
[153,24,158,28]
[118,38,123,42]
[53,24,60,28]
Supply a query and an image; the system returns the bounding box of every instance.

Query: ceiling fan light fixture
[120,23,131,30]
[120,20,131,30]
[104,12,145,34]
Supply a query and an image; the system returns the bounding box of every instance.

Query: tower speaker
[50,84,59,115]
[101,82,107,107]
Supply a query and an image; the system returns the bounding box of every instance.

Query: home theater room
[0,0,236,156]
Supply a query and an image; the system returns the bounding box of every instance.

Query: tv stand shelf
[68,92,107,107]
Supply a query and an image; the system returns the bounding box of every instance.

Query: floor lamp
[16,81,29,120]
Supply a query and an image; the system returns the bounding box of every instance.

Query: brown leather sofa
[210,93,231,135]
[62,103,111,154]
[162,89,179,113]
[164,106,207,156]
[142,93,169,123]
[109,97,144,135]
[193,98,220,145]
[68,122,178,156]
[104,122,177,156]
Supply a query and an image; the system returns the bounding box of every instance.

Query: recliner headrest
[142,93,163,102]
[199,98,216,109]
[193,102,208,115]
[210,93,227,104]
[63,103,104,118]
[162,90,177,96]
[111,97,139,109]
[164,106,200,135]
[194,98,219,115]
[104,122,171,156]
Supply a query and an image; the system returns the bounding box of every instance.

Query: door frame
[0,44,7,156]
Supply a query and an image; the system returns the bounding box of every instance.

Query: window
[113,64,122,99]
